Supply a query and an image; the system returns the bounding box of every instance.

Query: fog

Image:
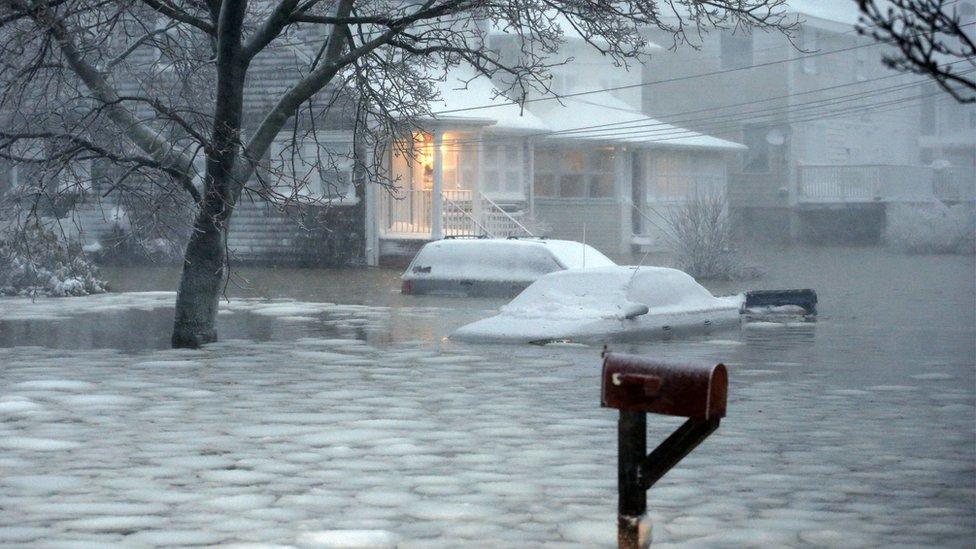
[0,0,974,547]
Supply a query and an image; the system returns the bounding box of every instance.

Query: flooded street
[0,246,973,547]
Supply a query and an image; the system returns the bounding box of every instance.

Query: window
[801,28,818,74]
[720,31,753,69]
[482,143,523,195]
[269,131,357,204]
[533,147,616,198]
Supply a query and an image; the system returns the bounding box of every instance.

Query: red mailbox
[601,351,729,549]
[601,355,727,419]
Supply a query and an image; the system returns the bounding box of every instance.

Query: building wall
[534,199,623,256]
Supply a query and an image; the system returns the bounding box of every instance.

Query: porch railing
[797,165,937,203]
[379,188,533,239]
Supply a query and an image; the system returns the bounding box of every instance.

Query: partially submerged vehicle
[401,238,615,297]
[451,266,744,344]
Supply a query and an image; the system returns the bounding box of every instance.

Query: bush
[885,202,975,255]
[0,222,108,297]
[663,193,760,280]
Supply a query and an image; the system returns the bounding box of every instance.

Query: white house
[367,31,744,264]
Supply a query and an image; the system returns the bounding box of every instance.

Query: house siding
[640,22,923,240]
[534,199,623,256]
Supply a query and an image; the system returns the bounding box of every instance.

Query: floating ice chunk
[199,494,276,511]
[12,379,96,391]
[197,469,277,485]
[60,515,169,533]
[59,394,141,407]
[909,373,954,380]
[123,529,228,546]
[558,519,620,545]
[3,474,86,493]
[0,437,81,451]
[130,360,205,369]
[406,502,496,520]
[295,529,399,548]
[0,398,42,413]
[23,501,168,516]
[0,526,48,543]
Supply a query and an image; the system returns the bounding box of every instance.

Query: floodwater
[0,246,973,547]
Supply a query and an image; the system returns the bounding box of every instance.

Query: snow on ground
[1,292,974,547]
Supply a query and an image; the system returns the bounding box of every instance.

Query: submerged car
[401,238,615,297]
[451,265,743,344]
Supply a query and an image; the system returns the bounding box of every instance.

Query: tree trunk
[171,211,226,348]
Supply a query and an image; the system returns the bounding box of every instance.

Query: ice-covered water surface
[0,248,974,547]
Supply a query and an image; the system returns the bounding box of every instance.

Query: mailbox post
[601,351,728,549]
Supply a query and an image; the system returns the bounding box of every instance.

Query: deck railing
[797,165,937,203]
[380,188,533,238]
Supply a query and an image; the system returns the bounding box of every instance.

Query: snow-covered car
[400,238,615,297]
[451,266,743,343]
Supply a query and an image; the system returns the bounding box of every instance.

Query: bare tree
[857,0,976,103]
[0,0,797,348]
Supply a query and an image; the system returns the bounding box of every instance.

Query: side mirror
[620,303,649,320]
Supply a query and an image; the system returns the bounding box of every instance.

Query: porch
[796,164,975,204]
[378,188,533,239]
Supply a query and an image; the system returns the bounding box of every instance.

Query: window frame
[533,146,617,200]
[268,130,358,205]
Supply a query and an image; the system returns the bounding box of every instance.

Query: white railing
[480,194,534,238]
[797,165,937,203]
[934,167,976,203]
[380,188,433,236]
[380,188,534,239]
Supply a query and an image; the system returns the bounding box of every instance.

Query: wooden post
[432,130,444,240]
[618,410,647,549]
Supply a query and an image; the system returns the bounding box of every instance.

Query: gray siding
[534,199,622,256]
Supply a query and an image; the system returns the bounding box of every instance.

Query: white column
[526,139,535,220]
[363,144,378,266]
[473,131,484,235]
[615,146,632,255]
[431,130,444,240]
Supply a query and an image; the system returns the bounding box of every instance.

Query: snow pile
[0,223,108,297]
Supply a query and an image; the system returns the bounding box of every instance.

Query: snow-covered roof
[487,15,663,50]
[787,0,863,27]
[528,90,746,151]
[425,68,550,133]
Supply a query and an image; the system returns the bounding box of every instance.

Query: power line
[424,85,946,155]
[422,70,961,152]
[430,21,975,116]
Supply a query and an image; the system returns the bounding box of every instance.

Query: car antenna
[628,250,651,289]
[582,223,586,268]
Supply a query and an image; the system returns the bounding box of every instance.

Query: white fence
[797,165,939,203]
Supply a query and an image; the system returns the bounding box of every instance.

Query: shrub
[0,222,108,297]
[663,192,760,280]
[885,202,975,255]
